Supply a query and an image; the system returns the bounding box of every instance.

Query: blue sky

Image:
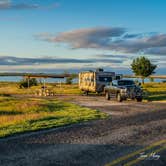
[0,0,166,74]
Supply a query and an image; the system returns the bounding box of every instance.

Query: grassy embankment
[142,82,166,101]
[0,82,106,138]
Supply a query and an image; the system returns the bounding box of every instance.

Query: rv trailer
[79,68,122,94]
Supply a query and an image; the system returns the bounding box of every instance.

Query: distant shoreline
[0,76,164,83]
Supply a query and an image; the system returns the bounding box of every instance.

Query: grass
[46,83,81,94]
[0,81,165,138]
[0,96,107,138]
[0,82,81,95]
[1,81,166,101]
[142,82,166,101]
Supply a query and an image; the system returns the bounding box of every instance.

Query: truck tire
[136,97,142,102]
[117,93,122,102]
[105,92,110,100]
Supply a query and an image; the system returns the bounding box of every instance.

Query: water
[0,76,66,83]
[132,77,164,83]
[0,76,22,82]
[0,76,165,83]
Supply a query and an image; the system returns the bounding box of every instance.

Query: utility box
[79,69,120,94]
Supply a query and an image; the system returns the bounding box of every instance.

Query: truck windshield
[99,77,112,82]
[118,80,135,86]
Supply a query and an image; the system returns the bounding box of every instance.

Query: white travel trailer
[79,68,122,94]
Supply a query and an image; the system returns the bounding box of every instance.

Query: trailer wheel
[85,91,89,95]
[105,92,110,100]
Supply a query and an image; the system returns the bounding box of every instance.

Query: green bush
[65,74,77,84]
[19,78,38,88]
[65,77,73,84]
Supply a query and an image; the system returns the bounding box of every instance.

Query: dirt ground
[0,95,166,166]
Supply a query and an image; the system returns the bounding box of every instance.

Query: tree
[131,56,157,84]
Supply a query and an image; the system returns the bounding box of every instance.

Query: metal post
[28,76,30,89]
[60,80,62,89]
[43,78,46,94]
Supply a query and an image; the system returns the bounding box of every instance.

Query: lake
[0,76,164,83]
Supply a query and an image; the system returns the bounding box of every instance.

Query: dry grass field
[1,82,166,100]
[0,82,165,138]
[142,82,166,101]
[0,82,81,95]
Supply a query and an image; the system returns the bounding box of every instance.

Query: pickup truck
[104,79,143,102]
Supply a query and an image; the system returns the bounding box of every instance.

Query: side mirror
[139,82,141,86]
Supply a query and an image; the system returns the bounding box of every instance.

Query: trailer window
[84,77,94,82]
[99,77,112,82]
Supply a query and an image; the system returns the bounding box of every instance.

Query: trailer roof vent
[96,68,104,72]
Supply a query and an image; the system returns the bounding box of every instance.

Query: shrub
[65,74,77,84]
[65,77,73,84]
[19,78,38,88]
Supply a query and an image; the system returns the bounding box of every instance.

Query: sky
[0,0,166,74]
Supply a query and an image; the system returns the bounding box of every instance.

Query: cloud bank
[36,27,166,56]
[0,56,124,66]
[0,55,164,74]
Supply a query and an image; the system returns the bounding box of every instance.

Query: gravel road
[0,95,166,166]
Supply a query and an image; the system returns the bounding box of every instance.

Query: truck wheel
[117,93,122,102]
[136,97,142,102]
[105,92,110,100]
